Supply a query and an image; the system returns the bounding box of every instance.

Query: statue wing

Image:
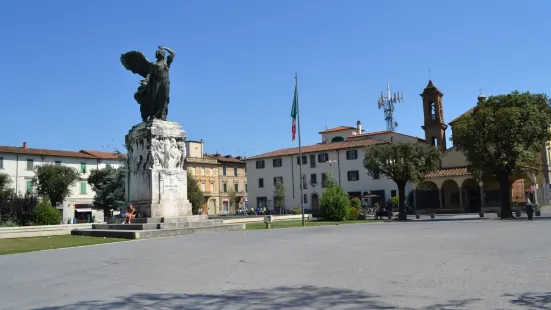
[120,51,152,78]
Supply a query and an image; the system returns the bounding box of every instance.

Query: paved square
[0,219,549,309]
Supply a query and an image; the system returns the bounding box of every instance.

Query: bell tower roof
[420,80,444,97]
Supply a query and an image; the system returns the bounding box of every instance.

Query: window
[346,150,358,160]
[310,173,317,184]
[321,173,328,188]
[80,163,87,173]
[210,168,214,175]
[223,167,227,176]
[373,171,380,179]
[259,178,264,188]
[106,163,111,169]
[234,167,238,176]
[391,190,397,197]
[26,159,33,170]
[255,160,265,169]
[331,136,344,142]
[347,170,359,181]
[303,194,308,203]
[223,183,227,192]
[273,176,283,186]
[201,181,206,192]
[296,156,307,165]
[310,155,316,168]
[80,182,87,194]
[272,158,282,167]
[210,182,215,192]
[234,183,239,192]
[318,153,329,163]
[26,180,33,194]
[190,167,195,175]
[245,183,248,192]
[429,101,436,120]
[0,157,3,169]
[302,174,307,189]
[54,160,61,166]
[200,167,205,176]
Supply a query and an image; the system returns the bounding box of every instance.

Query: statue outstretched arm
[159,46,176,66]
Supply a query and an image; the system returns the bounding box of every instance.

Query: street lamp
[478,181,484,217]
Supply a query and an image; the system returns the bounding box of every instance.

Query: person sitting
[122,204,136,224]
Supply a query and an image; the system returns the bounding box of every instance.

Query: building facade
[245,122,421,213]
[208,154,247,214]
[0,143,124,223]
[184,140,220,214]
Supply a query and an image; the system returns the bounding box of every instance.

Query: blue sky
[1,1,549,157]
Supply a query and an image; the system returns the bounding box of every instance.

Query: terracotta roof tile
[425,167,469,178]
[318,126,357,134]
[80,150,127,159]
[346,131,426,142]
[0,146,98,159]
[206,154,245,164]
[449,107,476,125]
[247,139,386,160]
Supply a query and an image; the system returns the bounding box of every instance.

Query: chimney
[22,142,27,148]
[356,120,362,134]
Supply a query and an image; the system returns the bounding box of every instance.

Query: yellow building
[184,140,220,214]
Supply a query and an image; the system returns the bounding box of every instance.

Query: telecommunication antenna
[377,83,404,132]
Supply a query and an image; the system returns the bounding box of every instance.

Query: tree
[319,177,350,221]
[33,200,62,225]
[227,187,237,213]
[363,142,441,220]
[452,91,551,218]
[0,172,15,198]
[88,167,126,216]
[187,173,204,214]
[273,179,285,213]
[33,164,80,207]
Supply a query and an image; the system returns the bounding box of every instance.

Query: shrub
[320,182,350,221]
[291,207,302,215]
[350,198,361,209]
[33,201,61,226]
[389,196,399,205]
[347,206,360,220]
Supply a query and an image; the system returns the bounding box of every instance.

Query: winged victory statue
[120,46,176,122]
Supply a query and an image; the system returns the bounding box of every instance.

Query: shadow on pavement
[503,292,551,309]
[34,286,482,310]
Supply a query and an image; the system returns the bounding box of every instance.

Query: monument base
[125,119,192,218]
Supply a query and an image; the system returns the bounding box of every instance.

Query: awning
[75,208,92,212]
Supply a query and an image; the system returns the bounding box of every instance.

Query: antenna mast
[377,83,404,132]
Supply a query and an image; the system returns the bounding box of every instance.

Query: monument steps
[92,219,225,231]
[71,223,245,239]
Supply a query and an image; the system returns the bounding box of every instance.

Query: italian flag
[291,83,298,141]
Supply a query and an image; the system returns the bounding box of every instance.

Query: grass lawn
[0,235,126,255]
[245,219,383,230]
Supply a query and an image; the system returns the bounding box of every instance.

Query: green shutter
[26,159,33,170]
[223,167,226,176]
[106,163,111,169]
[0,157,4,169]
[223,183,227,192]
[80,163,86,173]
[234,184,238,192]
[80,182,86,194]
[26,180,33,194]
[245,184,248,192]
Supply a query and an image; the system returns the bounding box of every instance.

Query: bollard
[415,213,420,219]
[479,212,484,218]
[515,210,521,218]
[264,215,273,229]
[430,213,435,219]
[535,209,541,217]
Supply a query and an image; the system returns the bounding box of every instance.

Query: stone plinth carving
[125,119,192,218]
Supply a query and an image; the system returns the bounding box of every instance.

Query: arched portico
[441,179,460,209]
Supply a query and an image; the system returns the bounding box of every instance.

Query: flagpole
[295,73,305,227]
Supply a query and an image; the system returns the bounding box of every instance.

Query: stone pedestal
[125,120,192,218]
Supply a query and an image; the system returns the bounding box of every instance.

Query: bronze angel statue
[121,46,176,122]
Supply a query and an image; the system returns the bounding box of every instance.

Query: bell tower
[420,80,447,152]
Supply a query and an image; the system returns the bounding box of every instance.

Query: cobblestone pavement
[0,218,549,309]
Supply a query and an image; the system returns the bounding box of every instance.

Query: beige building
[208,154,247,214]
[184,140,247,214]
[416,80,551,212]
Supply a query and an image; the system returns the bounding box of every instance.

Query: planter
[430,213,435,219]
[479,212,484,218]
[497,211,501,218]
[415,213,420,219]
[515,210,521,218]
[535,210,541,217]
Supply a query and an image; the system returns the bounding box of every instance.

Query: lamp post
[478,181,484,218]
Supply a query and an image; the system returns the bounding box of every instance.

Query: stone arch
[511,173,532,205]
[461,178,480,212]
[311,192,320,213]
[441,179,459,208]
[418,181,438,190]
[415,181,440,209]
